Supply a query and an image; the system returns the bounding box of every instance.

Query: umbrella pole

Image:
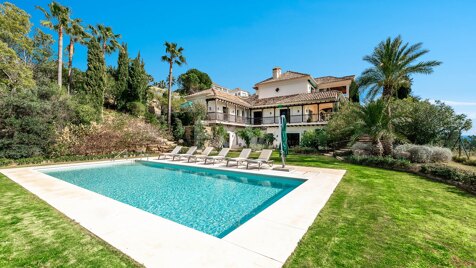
[279,115,286,168]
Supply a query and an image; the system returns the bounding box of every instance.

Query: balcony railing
[206,112,333,125]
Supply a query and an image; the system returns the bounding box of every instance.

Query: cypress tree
[84,38,106,120]
[128,52,148,104]
[116,43,129,110]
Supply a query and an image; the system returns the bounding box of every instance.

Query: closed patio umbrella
[279,115,288,168]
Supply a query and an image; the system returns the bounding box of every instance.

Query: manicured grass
[1,153,475,267]
[0,175,141,267]
[274,153,476,267]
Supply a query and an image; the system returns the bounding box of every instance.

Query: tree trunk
[67,40,74,94]
[103,42,106,58]
[382,137,394,156]
[372,138,383,156]
[167,63,173,127]
[382,85,392,99]
[58,26,63,88]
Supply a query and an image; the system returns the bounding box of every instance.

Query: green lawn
[276,154,476,267]
[1,153,475,267]
[0,175,141,267]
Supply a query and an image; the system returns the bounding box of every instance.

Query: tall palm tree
[161,42,186,127]
[89,24,121,57]
[359,36,441,101]
[351,100,396,156]
[37,2,71,88]
[65,18,88,94]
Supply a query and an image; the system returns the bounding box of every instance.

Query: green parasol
[279,115,288,167]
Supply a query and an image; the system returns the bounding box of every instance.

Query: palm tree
[359,36,441,101]
[65,18,88,94]
[350,100,396,156]
[37,2,71,88]
[161,42,186,127]
[89,24,121,57]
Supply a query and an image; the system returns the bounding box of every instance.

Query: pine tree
[83,38,106,119]
[127,52,148,105]
[116,43,129,109]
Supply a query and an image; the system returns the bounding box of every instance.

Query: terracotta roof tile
[186,88,251,107]
[246,90,340,108]
[314,75,355,85]
[254,71,311,87]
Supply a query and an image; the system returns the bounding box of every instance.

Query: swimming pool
[41,160,304,238]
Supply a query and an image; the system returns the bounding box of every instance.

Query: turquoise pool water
[41,161,303,238]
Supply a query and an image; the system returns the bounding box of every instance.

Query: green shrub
[73,103,97,124]
[301,130,319,148]
[420,164,476,192]
[346,155,412,170]
[144,112,159,125]
[0,92,56,159]
[291,146,319,154]
[126,101,146,117]
[300,129,328,150]
[0,158,14,166]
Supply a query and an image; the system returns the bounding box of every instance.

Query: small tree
[193,119,209,148]
[116,43,129,110]
[83,38,106,120]
[237,127,262,148]
[172,118,185,141]
[177,68,212,95]
[210,124,227,148]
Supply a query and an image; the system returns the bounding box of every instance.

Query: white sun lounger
[158,146,182,160]
[246,149,274,170]
[187,147,214,163]
[172,146,197,161]
[203,148,230,164]
[226,148,252,167]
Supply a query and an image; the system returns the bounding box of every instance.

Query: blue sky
[14,0,476,134]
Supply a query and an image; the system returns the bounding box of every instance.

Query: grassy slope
[1,153,475,267]
[0,175,141,267]
[274,154,476,267]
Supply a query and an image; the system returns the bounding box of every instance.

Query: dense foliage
[82,38,105,119]
[210,124,227,148]
[236,127,263,148]
[0,2,167,160]
[176,68,212,95]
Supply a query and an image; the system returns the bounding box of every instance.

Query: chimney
[272,67,282,79]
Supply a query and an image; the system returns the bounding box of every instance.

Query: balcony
[205,112,333,125]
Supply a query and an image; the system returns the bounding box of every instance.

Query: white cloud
[441,100,476,106]
[429,99,476,106]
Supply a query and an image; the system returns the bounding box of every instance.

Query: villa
[186,67,354,147]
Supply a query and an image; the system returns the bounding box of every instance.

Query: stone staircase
[323,148,352,158]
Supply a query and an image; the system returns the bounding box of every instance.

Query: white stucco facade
[257,78,312,99]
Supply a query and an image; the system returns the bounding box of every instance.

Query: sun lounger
[203,148,230,164]
[158,146,182,159]
[246,149,274,170]
[172,146,197,161]
[226,148,252,167]
[187,147,214,162]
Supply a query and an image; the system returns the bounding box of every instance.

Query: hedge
[420,164,476,193]
[345,155,475,194]
[346,155,412,170]
[0,153,147,168]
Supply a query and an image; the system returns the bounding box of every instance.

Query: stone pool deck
[0,159,345,267]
